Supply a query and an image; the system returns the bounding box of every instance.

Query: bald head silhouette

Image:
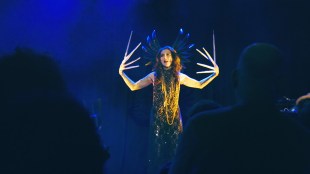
[233,43,284,104]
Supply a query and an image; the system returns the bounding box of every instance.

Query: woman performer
[119,29,219,174]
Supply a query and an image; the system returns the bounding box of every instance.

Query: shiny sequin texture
[147,69,183,174]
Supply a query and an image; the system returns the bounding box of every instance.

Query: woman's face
[160,49,173,68]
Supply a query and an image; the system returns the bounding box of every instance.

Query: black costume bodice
[147,69,183,174]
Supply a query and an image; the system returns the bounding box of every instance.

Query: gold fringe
[157,76,180,125]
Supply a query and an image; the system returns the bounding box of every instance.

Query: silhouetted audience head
[233,43,283,104]
[169,43,310,174]
[0,48,109,174]
[186,99,221,118]
[0,48,66,99]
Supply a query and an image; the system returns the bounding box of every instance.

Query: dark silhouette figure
[0,48,109,174]
[184,99,222,124]
[169,43,310,174]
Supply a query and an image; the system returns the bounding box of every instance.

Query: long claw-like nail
[202,48,213,60]
[124,65,139,70]
[213,31,216,63]
[203,48,216,64]
[125,31,133,57]
[125,42,141,62]
[196,49,209,60]
[196,70,215,74]
[197,63,215,70]
[125,57,141,66]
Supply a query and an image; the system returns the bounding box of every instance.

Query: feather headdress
[142,28,195,66]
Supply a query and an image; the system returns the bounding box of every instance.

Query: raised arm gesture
[119,31,153,91]
[196,45,219,76]
[180,32,219,89]
[119,31,141,75]
[117,29,221,173]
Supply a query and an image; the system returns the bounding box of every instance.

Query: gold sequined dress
[147,69,183,174]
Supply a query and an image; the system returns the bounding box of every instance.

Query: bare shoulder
[146,72,155,82]
[179,72,189,83]
[179,72,188,77]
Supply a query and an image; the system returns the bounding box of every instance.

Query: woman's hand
[119,31,141,75]
[195,32,219,77]
[196,47,219,77]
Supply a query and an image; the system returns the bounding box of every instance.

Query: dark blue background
[1,0,309,173]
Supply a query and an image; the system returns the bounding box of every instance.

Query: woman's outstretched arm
[119,71,153,91]
[180,44,219,89]
[119,31,153,91]
[180,71,218,89]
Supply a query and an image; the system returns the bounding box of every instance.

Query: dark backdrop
[1,0,309,173]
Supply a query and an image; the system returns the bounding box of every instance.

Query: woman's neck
[163,66,172,70]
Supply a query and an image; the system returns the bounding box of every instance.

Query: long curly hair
[153,46,182,126]
[153,46,182,83]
